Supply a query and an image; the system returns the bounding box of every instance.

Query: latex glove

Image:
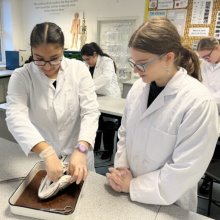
[106,167,133,193]
[39,145,63,182]
[68,149,88,184]
[44,154,63,182]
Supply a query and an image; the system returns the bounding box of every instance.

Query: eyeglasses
[33,57,62,66]
[128,54,165,72]
[202,47,215,61]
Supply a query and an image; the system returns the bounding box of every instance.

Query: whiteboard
[97,19,136,70]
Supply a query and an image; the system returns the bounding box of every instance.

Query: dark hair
[197,37,219,51]
[129,17,201,81]
[81,42,117,72]
[30,22,64,48]
[24,56,33,64]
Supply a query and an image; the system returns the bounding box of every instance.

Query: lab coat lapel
[54,72,65,96]
[140,91,165,119]
[140,68,186,120]
[54,61,66,96]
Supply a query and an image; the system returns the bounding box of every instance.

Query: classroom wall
[1,0,24,60]
[1,0,145,53]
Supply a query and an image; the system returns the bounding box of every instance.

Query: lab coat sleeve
[114,105,129,168]
[78,65,100,147]
[93,58,115,91]
[6,69,45,156]
[130,99,219,205]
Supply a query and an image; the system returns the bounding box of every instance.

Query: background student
[6,22,99,183]
[197,37,220,113]
[81,42,121,160]
[106,18,219,212]
[197,37,220,194]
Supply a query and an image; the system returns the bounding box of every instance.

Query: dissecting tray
[9,161,83,220]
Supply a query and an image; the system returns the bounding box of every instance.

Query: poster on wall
[189,27,209,36]
[157,0,174,9]
[167,9,187,36]
[148,10,167,19]
[69,11,84,50]
[191,0,213,24]
[149,0,158,9]
[33,0,79,15]
[214,11,220,39]
[174,0,188,8]
[32,0,85,50]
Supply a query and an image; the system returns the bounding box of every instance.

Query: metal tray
[9,161,83,220]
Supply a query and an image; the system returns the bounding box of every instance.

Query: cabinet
[0,77,9,103]
[0,70,13,103]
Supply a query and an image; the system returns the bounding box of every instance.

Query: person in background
[81,42,121,160]
[197,37,220,112]
[106,18,219,212]
[6,22,99,184]
[197,37,220,194]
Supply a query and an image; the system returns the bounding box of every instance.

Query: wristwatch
[76,143,88,154]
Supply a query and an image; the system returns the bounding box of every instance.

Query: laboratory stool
[199,159,220,216]
[94,116,119,160]
[206,159,220,216]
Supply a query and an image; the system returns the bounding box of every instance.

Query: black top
[89,67,95,78]
[147,81,164,107]
[52,80,57,89]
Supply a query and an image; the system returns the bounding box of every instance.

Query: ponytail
[177,46,201,81]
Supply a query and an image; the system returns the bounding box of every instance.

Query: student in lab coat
[106,18,219,212]
[6,22,100,184]
[81,42,121,97]
[197,37,220,194]
[197,37,220,112]
[81,42,121,160]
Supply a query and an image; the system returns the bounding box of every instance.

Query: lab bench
[122,77,138,98]
[0,96,126,142]
[0,138,212,220]
[0,169,213,220]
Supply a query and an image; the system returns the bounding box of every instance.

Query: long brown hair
[129,17,201,81]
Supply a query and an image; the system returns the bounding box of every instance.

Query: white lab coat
[201,60,220,113]
[114,67,219,211]
[93,55,121,97]
[6,57,100,170]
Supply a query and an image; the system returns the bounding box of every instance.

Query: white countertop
[0,137,213,220]
[97,96,126,117]
[0,96,126,117]
[0,70,13,78]
[0,171,213,220]
[0,138,40,181]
